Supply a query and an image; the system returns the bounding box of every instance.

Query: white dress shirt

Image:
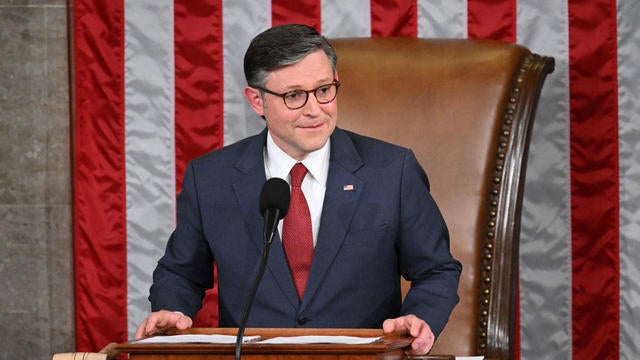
[264,131,330,246]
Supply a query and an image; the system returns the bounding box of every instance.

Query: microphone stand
[234,209,281,360]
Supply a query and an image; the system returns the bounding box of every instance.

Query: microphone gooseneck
[235,178,291,360]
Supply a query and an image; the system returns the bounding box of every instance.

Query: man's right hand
[134,310,193,340]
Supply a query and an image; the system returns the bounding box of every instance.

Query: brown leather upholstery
[331,38,554,359]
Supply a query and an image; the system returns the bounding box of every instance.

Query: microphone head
[259,177,290,219]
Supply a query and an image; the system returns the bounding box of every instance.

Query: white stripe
[417,0,467,38]
[321,0,370,38]
[222,0,271,146]
[617,0,640,357]
[517,0,572,358]
[124,0,176,340]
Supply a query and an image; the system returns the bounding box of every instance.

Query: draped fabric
[72,1,640,359]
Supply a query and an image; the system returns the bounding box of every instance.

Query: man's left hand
[382,314,435,355]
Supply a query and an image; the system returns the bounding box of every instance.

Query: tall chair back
[331,37,554,359]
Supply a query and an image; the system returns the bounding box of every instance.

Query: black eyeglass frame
[254,81,341,110]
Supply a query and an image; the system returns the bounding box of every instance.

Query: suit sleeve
[397,150,462,337]
[149,161,214,319]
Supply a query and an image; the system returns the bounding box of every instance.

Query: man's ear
[244,86,265,117]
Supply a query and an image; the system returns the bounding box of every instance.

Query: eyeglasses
[255,81,340,110]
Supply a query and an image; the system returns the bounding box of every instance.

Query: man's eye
[317,85,331,95]
[285,91,304,101]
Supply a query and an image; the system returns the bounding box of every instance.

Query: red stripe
[569,1,620,359]
[174,0,224,192]
[272,0,321,31]
[174,0,224,328]
[371,0,417,37]
[467,0,516,42]
[73,0,127,351]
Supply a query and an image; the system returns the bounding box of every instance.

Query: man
[135,24,461,355]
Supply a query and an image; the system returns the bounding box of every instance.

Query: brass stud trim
[477,53,533,355]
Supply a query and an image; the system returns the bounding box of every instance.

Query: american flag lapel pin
[343,184,354,191]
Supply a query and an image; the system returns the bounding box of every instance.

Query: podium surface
[116,328,417,360]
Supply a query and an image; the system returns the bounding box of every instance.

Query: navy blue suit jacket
[150,127,461,337]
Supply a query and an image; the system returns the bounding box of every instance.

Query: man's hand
[382,314,435,356]
[134,310,193,340]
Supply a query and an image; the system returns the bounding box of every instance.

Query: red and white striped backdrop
[72,1,640,359]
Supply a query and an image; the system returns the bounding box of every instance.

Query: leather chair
[331,37,554,359]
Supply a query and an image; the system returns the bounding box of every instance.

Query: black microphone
[259,177,290,244]
[235,178,290,360]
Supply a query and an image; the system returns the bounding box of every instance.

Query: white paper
[257,335,381,345]
[455,357,484,360]
[135,334,260,344]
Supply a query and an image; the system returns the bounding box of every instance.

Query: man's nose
[301,92,322,115]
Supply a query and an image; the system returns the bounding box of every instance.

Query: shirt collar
[265,131,330,186]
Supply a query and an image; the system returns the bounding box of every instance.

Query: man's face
[244,50,338,160]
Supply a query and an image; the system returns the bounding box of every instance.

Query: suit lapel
[232,129,300,309]
[233,128,366,311]
[301,129,364,309]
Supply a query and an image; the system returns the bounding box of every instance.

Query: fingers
[382,314,417,335]
[382,314,435,356]
[134,310,193,340]
[382,318,397,334]
[175,313,193,330]
[134,317,149,340]
[405,321,434,355]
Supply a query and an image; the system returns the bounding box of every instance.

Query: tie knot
[290,163,308,187]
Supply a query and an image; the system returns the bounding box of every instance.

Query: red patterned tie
[282,163,314,300]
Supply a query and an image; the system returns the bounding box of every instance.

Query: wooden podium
[114,328,454,360]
